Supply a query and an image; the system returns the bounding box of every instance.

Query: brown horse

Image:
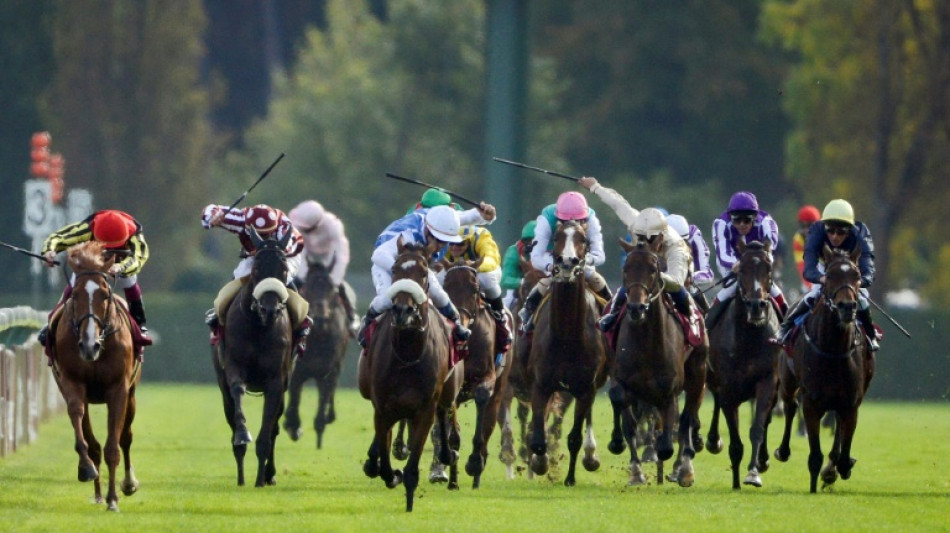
[705,240,783,489]
[284,260,349,448]
[427,262,512,489]
[773,245,874,492]
[212,228,294,487]
[358,240,464,512]
[526,221,608,486]
[50,241,141,511]
[607,240,707,487]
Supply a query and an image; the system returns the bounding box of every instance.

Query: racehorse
[526,221,608,486]
[49,241,141,511]
[284,260,349,449]
[428,261,512,489]
[212,228,295,487]
[705,240,783,489]
[772,245,874,492]
[358,240,464,511]
[606,241,707,487]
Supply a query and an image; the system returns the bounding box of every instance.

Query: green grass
[1,384,948,532]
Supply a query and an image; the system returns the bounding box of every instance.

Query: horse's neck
[808,306,858,352]
[549,279,588,333]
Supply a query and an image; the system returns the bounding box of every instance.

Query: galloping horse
[212,228,295,487]
[705,240,783,489]
[50,241,141,511]
[526,221,608,486]
[607,240,707,487]
[284,260,349,449]
[773,246,874,492]
[429,262,511,489]
[359,240,464,511]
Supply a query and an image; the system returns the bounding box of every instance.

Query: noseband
[70,271,119,340]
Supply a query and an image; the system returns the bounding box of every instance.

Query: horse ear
[471,256,484,270]
[396,235,406,254]
[850,245,861,263]
[278,226,293,249]
[764,240,772,254]
[618,236,634,253]
[249,226,264,248]
[821,244,834,263]
[737,237,747,255]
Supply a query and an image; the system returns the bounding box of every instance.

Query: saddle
[601,294,705,352]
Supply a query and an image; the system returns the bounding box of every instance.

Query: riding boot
[293,316,313,357]
[338,283,360,336]
[518,287,543,333]
[38,284,72,347]
[857,308,879,351]
[704,298,727,330]
[128,298,149,335]
[36,325,49,347]
[670,286,692,317]
[772,298,810,346]
[773,292,789,319]
[357,308,382,348]
[438,303,471,342]
[598,286,627,332]
[595,285,612,303]
[486,295,512,352]
[205,308,223,345]
[690,286,710,314]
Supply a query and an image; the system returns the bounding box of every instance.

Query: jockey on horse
[518,189,611,331]
[773,199,880,351]
[359,203,497,348]
[500,220,537,308]
[792,204,822,294]
[667,213,715,313]
[439,223,512,354]
[288,200,361,336]
[37,209,151,346]
[577,177,694,332]
[705,191,788,330]
[202,203,312,357]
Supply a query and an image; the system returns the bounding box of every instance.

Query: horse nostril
[571,257,580,266]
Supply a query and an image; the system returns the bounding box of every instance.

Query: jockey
[774,199,879,351]
[518,186,611,331]
[406,187,462,214]
[201,203,312,357]
[378,193,488,249]
[360,203,497,347]
[37,209,150,345]
[705,191,788,329]
[793,205,821,293]
[440,224,511,351]
[500,220,537,308]
[577,177,693,332]
[667,213,714,312]
[288,200,360,335]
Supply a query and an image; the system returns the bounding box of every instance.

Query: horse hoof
[392,444,410,461]
[530,454,549,476]
[607,439,626,455]
[743,471,763,487]
[706,438,723,455]
[428,468,449,484]
[582,455,600,472]
[363,460,379,479]
[641,445,658,463]
[233,429,253,446]
[388,470,403,489]
[773,447,790,462]
[121,478,139,496]
[286,428,302,442]
[465,456,484,477]
[448,481,459,491]
[78,463,98,483]
[759,460,770,474]
[106,501,119,512]
[820,465,838,486]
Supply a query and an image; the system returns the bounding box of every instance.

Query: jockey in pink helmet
[517,190,610,331]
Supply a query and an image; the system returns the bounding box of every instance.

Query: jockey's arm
[588,183,639,229]
[663,232,691,290]
[326,219,350,286]
[473,230,501,272]
[585,214,606,267]
[500,245,523,290]
[116,233,149,276]
[371,235,400,274]
[530,216,554,272]
[711,217,738,278]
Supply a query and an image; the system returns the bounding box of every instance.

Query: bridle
[623,247,664,314]
[69,270,120,341]
[552,222,589,283]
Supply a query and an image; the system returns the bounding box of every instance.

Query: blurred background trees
[1,0,947,307]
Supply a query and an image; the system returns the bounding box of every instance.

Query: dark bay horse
[705,240,783,489]
[50,241,141,511]
[526,221,608,486]
[358,240,464,512]
[428,262,511,489]
[212,228,295,487]
[607,241,707,487]
[284,260,349,449]
[773,246,874,492]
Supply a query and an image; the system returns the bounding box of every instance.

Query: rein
[624,249,663,303]
[69,271,120,340]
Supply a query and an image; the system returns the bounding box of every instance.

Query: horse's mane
[68,241,108,272]
[400,241,428,255]
[744,241,767,252]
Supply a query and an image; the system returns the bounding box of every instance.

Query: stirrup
[204,308,219,328]
[37,325,49,347]
[598,312,619,332]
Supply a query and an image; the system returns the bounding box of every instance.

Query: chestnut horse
[607,240,707,487]
[358,240,464,511]
[526,221,608,486]
[705,240,783,489]
[50,241,141,511]
[773,246,874,492]
[212,229,295,487]
[284,260,349,449]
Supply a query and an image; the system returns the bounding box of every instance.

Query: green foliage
[1,386,946,529]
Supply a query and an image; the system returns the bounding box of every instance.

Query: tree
[762,0,950,304]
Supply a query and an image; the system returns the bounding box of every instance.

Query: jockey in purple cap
[705,191,788,329]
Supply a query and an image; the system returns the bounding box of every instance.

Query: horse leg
[607,380,628,455]
[446,404,462,491]
[61,387,99,488]
[376,417,400,489]
[723,403,744,490]
[254,384,283,487]
[228,381,253,446]
[120,388,139,497]
[802,400,825,493]
[218,381,246,486]
[79,406,103,504]
[743,379,773,487]
[315,377,332,449]
[516,400,531,465]
[404,408,435,512]
[364,437,380,478]
[265,395,284,485]
[675,361,705,487]
[283,368,306,442]
[528,389,550,476]
[640,410,659,463]
[428,418,449,484]
[465,384,492,486]
[496,392,517,479]
[582,408,600,472]
[706,393,724,454]
[621,408,645,485]
[821,412,844,488]
[103,389,130,511]
[774,370,799,462]
[563,392,594,487]
[835,409,859,481]
[656,400,677,462]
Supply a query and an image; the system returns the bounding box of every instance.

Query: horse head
[248,227,291,327]
[551,221,588,283]
[820,245,862,327]
[442,262,481,327]
[303,259,337,328]
[619,238,663,323]
[67,241,121,361]
[735,240,774,326]
[388,239,430,330]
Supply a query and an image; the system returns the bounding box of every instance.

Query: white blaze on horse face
[400,260,418,270]
[84,279,99,344]
[840,264,852,273]
[560,227,579,261]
